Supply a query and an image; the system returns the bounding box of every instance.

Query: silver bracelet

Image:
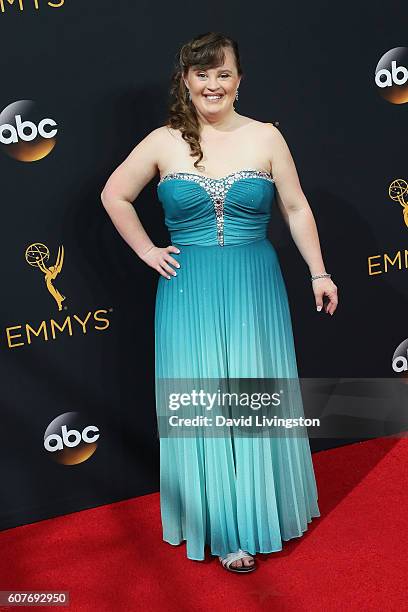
[311,272,331,281]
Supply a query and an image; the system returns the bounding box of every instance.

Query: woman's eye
[197,73,230,78]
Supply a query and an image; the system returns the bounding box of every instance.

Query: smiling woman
[101,30,337,576]
[167,35,243,172]
[188,64,238,102]
[151,32,329,573]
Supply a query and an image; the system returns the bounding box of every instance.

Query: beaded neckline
[158,167,274,185]
[157,168,275,247]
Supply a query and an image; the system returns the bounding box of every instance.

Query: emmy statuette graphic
[25,243,66,311]
[389,179,408,227]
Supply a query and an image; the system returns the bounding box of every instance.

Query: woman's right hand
[139,245,181,279]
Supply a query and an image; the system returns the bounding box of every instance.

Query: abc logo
[375,47,408,104]
[44,412,100,465]
[392,338,408,380]
[0,100,57,161]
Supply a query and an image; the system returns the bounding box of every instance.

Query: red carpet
[0,436,407,611]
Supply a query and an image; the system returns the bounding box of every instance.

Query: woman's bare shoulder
[153,124,181,139]
[237,116,280,136]
[253,118,280,134]
[255,120,286,149]
[143,125,173,142]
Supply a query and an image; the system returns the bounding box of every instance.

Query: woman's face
[183,46,241,119]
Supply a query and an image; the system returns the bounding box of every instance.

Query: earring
[184,83,191,101]
[235,88,239,101]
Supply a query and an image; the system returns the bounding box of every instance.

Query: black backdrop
[0,0,406,531]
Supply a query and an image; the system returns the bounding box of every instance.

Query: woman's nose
[207,78,220,89]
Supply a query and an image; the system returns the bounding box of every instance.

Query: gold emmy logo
[389,179,408,227]
[25,243,66,311]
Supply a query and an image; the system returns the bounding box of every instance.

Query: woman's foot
[230,555,255,569]
[219,549,257,573]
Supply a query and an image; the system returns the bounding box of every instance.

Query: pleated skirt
[154,237,320,560]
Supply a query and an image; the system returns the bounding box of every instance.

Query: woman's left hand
[312,278,338,315]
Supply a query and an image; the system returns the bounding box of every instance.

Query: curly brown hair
[166,32,243,171]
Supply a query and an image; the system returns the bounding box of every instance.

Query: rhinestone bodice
[156,168,276,247]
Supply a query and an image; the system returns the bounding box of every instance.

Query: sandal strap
[219,548,253,568]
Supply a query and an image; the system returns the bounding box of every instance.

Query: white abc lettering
[44,433,64,452]
[61,425,82,447]
[392,355,407,373]
[375,60,408,88]
[81,425,100,443]
[0,114,57,144]
[38,117,58,138]
[0,123,17,145]
[44,424,100,452]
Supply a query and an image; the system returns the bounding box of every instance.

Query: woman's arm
[266,124,338,315]
[100,127,180,279]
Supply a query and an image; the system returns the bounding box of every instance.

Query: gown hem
[162,509,321,561]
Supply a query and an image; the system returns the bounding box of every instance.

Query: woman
[101,32,338,573]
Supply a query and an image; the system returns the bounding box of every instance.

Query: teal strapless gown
[155,168,320,560]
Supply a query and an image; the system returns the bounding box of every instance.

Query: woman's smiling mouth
[202,94,224,102]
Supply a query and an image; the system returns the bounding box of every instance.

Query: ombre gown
[155,168,320,561]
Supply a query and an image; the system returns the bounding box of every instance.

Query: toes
[227,554,255,569]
